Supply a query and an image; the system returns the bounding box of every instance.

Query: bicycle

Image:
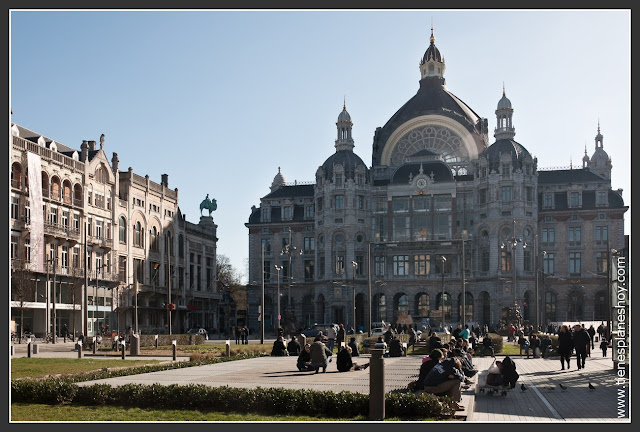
[41,333,54,343]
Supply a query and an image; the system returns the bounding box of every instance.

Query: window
[335,255,344,275]
[501,186,512,202]
[72,246,80,268]
[569,191,580,207]
[501,250,512,272]
[305,205,314,218]
[303,237,315,252]
[150,227,159,251]
[95,219,104,239]
[596,191,607,206]
[11,195,19,220]
[542,227,555,246]
[179,234,184,258]
[393,255,409,276]
[569,252,581,275]
[543,253,555,275]
[355,255,364,276]
[481,249,490,272]
[133,258,144,284]
[596,251,608,274]
[357,195,365,210]
[49,207,58,225]
[304,259,315,280]
[568,227,581,245]
[10,235,18,260]
[319,256,325,278]
[73,213,80,233]
[335,173,343,187]
[414,254,430,276]
[134,221,143,247]
[595,226,608,244]
[334,195,344,210]
[261,238,272,254]
[119,216,127,243]
[283,206,292,220]
[543,193,553,208]
[357,173,364,186]
[417,294,429,318]
[374,256,385,277]
[478,189,487,204]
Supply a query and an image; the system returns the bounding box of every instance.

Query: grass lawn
[10,358,162,380]
[10,403,381,422]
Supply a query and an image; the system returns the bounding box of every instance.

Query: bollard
[369,348,385,421]
[226,340,231,357]
[121,340,126,359]
[32,343,39,354]
[11,345,14,356]
[77,343,83,358]
[154,334,158,349]
[130,333,140,356]
[27,340,32,358]
[172,340,177,361]
[93,337,97,354]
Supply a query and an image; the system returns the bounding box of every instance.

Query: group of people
[556,323,608,370]
[232,325,250,344]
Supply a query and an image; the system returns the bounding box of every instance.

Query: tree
[216,255,247,327]
[11,256,37,344]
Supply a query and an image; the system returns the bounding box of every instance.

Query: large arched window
[458,292,474,324]
[42,172,49,198]
[396,293,409,320]
[134,221,143,247]
[373,293,387,323]
[594,290,607,321]
[567,288,584,321]
[545,291,557,322]
[73,184,83,207]
[416,293,429,318]
[62,180,72,205]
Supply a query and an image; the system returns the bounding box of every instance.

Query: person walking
[600,338,609,358]
[557,325,573,370]
[587,325,596,350]
[573,324,590,370]
[336,323,346,350]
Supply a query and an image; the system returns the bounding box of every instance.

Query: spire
[335,102,355,152]
[495,86,515,140]
[419,24,445,79]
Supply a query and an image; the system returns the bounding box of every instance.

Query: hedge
[11,379,458,419]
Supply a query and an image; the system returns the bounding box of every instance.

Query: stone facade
[245,29,627,336]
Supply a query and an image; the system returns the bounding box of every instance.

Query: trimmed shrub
[11,378,77,404]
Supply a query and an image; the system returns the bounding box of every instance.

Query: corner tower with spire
[419,26,446,79]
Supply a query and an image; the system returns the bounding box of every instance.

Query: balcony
[88,233,114,252]
[44,221,81,244]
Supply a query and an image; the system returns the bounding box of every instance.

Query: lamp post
[260,243,265,344]
[46,256,58,343]
[281,234,302,327]
[501,220,522,327]
[461,230,468,328]
[274,264,282,330]
[440,255,447,329]
[351,261,357,333]
[367,242,372,337]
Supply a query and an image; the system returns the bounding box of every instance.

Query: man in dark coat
[557,325,573,370]
[336,324,346,349]
[287,335,301,356]
[347,337,360,356]
[587,325,596,350]
[573,324,591,370]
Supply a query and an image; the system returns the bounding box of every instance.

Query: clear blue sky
[10,10,631,283]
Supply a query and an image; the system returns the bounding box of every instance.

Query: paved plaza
[11,340,630,422]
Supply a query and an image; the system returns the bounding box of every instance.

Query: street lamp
[460,230,468,328]
[351,261,357,333]
[95,263,108,337]
[440,255,447,329]
[501,220,522,327]
[45,256,57,343]
[274,264,282,330]
[281,234,302,327]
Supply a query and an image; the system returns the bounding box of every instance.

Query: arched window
[165,231,173,256]
[150,226,159,252]
[396,293,409,318]
[51,176,61,201]
[545,291,557,322]
[178,234,184,258]
[42,173,49,198]
[373,293,387,323]
[428,64,434,75]
[567,289,584,321]
[11,163,22,189]
[416,293,429,318]
[436,292,451,322]
[95,165,107,183]
[119,216,127,243]
[134,221,142,247]
[74,184,83,207]
[594,290,607,320]
[63,180,72,205]
[458,292,474,324]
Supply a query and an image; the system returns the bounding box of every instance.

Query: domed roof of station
[481,138,532,171]
[321,150,367,180]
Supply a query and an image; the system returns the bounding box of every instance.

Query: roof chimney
[111,152,119,172]
[88,140,96,151]
[81,140,89,161]
[161,174,168,187]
